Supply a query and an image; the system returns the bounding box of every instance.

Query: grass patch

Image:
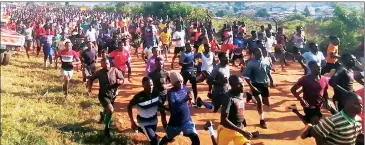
[1,53,134,145]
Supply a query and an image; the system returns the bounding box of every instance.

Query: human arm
[329,69,349,94]
[127,94,139,130]
[242,63,259,93]
[86,71,99,95]
[290,77,309,108]
[309,117,336,145]
[220,99,253,139]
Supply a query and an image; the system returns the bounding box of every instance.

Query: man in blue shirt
[242,45,272,129]
[159,72,200,145]
[179,42,198,103]
[232,32,245,67]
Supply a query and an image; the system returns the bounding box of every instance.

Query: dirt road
[94,50,362,145]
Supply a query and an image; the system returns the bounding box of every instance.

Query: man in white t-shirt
[265,29,276,62]
[85,26,97,45]
[170,25,186,68]
[301,42,325,74]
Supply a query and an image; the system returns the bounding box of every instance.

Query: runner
[158,72,200,145]
[329,53,357,111]
[301,92,363,145]
[196,44,215,83]
[57,42,79,97]
[232,32,245,67]
[217,75,260,145]
[291,26,307,74]
[148,57,170,103]
[145,47,160,74]
[23,23,33,58]
[321,36,341,75]
[159,27,171,61]
[127,77,167,145]
[41,29,56,68]
[179,42,198,103]
[171,25,185,69]
[80,41,97,82]
[274,27,289,71]
[35,23,46,57]
[289,61,331,125]
[264,29,276,63]
[300,42,326,75]
[87,58,124,138]
[242,46,272,129]
[108,39,132,82]
[196,52,230,112]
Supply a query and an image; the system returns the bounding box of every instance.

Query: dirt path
[90,50,362,145]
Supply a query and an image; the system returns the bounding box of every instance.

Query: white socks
[260,113,265,120]
[208,126,216,138]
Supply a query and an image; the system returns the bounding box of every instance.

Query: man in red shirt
[290,61,335,125]
[108,40,132,82]
[57,42,79,97]
[35,23,46,57]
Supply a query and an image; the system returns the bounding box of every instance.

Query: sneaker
[260,120,268,129]
[288,104,298,112]
[196,97,203,108]
[99,111,104,124]
[104,128,112,138]
[251,131,260,138]
[246,92,252,103]
[300,124,313,139]
[203,120,213,131]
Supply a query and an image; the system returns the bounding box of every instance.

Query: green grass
[1,53,134,145]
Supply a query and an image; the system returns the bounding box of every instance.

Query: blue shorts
[165,121,197,139]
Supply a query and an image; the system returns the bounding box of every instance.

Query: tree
[233,7,239,13]
[255,9,270,17]
[215,10,228,17]
[303,6,311,17]
[315,8,321,13]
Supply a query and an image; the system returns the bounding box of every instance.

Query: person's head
[218,52,229,66]
[251,31,257,38]
[46,29,51,35]
[170,72,184,89]
[296,26,303,34]
[341,53,356,68]
[163,27,168,33]
[309,42,319,54]
[253,47,263,60]
[155,57,163,70]
[329,36,340,46]
[278,27,283,34]
[100,57,110,70]
[142,77,153,93]
[152,47,158,56]
[343,92,363,116]
[268,24,272,29]
[204,43,211,53]
[64,41,72,51]
[185,42,192,52]
[260,25,265,31]
[87,41,93,49]
[229,75,244,93]
[265,29,272,37]
[308,60,321,75]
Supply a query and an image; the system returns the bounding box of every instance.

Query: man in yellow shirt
[322,36,341,75]
[159,27,171,60]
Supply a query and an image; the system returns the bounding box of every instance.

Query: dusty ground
[89,49,362,145]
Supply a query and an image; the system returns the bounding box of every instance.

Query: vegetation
[1,53,134,145]
[255,8,270,17]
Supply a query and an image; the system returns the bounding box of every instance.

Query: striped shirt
[313,110,362,145]
[133,91,163,126]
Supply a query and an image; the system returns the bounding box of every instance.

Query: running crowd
[6,4,365,145]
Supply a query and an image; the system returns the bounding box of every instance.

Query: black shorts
[174,47,185,55]
[304,108,322,123]
[98,95,116,108]
[292,46,307,55]
[252,83,270,98]
[181,71,196,83]
[232,53,243,61]
[201,70,211,77]
[321,62,341,75]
